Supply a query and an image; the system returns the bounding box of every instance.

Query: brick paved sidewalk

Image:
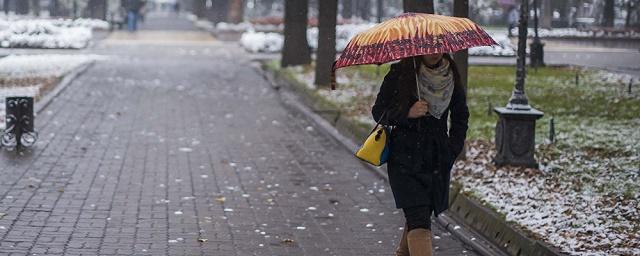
[0,31,476,255]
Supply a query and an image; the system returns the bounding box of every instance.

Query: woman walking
[371,53,469,256]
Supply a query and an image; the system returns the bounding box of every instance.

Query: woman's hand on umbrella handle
[408,100,429,119]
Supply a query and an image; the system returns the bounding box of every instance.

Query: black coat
[372,55,469,216]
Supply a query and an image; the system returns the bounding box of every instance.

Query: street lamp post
[530,0,545,67]
[494,0,544,168]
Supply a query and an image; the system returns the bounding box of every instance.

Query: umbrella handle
[413,57,421,101]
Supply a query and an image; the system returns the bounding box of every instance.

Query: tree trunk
[31,0,40,16]
[314,0,337,87]
[194,0,206,18]
[602,0,615,26]
[16,0,29,14]
[357,0,370,20]
[626,0,632,28]
[342,0,352,19]
[541,0,553,28]
[453,0,468,90]
[3,0,9,15]
[403,0,434,14]
[282,0,311,67]
[453,0,468,160]
[49,0,60,17]
[376,0,383,22]
[87,0,107,19]
[227,0,244,23]
[210,0,229,23]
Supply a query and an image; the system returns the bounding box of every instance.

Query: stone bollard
[2,97,38,149]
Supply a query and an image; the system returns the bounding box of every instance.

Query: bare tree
[87,0,107,19]
[282,0,311,67]
[453,0,468,90]
[50,0,60,16]
[602,0,615,26]
[314,0,338,87]
[403,0,434,13]
[228,0,244,23]
[357,0,371,20]
[3,0,8,15]
[31,0,40,16]
[193,0,206,18]
[376,0,383,22]
[16,0,29,14]
[541,0,553,29]
[210,0,230,23]
[342,0,353,19]
[625,0,638,28]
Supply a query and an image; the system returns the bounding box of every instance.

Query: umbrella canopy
[332,13,497,88]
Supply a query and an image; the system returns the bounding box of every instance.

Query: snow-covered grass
[454,139,639,256]
[240,23,515,56]
[0,54,104,129]
[0,15,108,49]
[269,60,640,255]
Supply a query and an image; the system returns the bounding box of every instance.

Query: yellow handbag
[355,113,390,166]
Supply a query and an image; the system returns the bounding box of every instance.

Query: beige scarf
[417,58,454,119]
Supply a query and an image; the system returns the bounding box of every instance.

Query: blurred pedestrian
[507,6,519,37]
[371,53,469,256]
[122,0,145,32]
[174,2,181,13]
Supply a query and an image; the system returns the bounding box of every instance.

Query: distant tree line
[279,0,470,89]
[1,0,108,19]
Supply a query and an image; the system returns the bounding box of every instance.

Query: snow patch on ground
[453,138,639,256]
[0,54,104,78]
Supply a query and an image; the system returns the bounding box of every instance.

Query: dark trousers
[403,205,433,231]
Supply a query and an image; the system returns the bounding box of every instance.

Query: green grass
[466,66,639,149]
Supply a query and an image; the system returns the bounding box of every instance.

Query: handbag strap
[368,110,388,136]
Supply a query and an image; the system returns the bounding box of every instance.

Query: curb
[448,191,566,256]
[255,62,568,256]
[35,61,95,115]
[254,62,510,256]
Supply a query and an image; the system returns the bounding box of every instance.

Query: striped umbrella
[332,13,497,89]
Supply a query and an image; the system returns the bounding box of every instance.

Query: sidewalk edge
[35,61,95,114]
[254,62,511,256]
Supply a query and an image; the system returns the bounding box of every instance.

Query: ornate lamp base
[493,107,544,168]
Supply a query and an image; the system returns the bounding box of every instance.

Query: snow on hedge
[468,32,516,56]
[240,23,516,56]
[0,15,108,49]
[239,30,283,53]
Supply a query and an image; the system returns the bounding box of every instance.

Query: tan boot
[407,228,433,256]
[395,226,409,256]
